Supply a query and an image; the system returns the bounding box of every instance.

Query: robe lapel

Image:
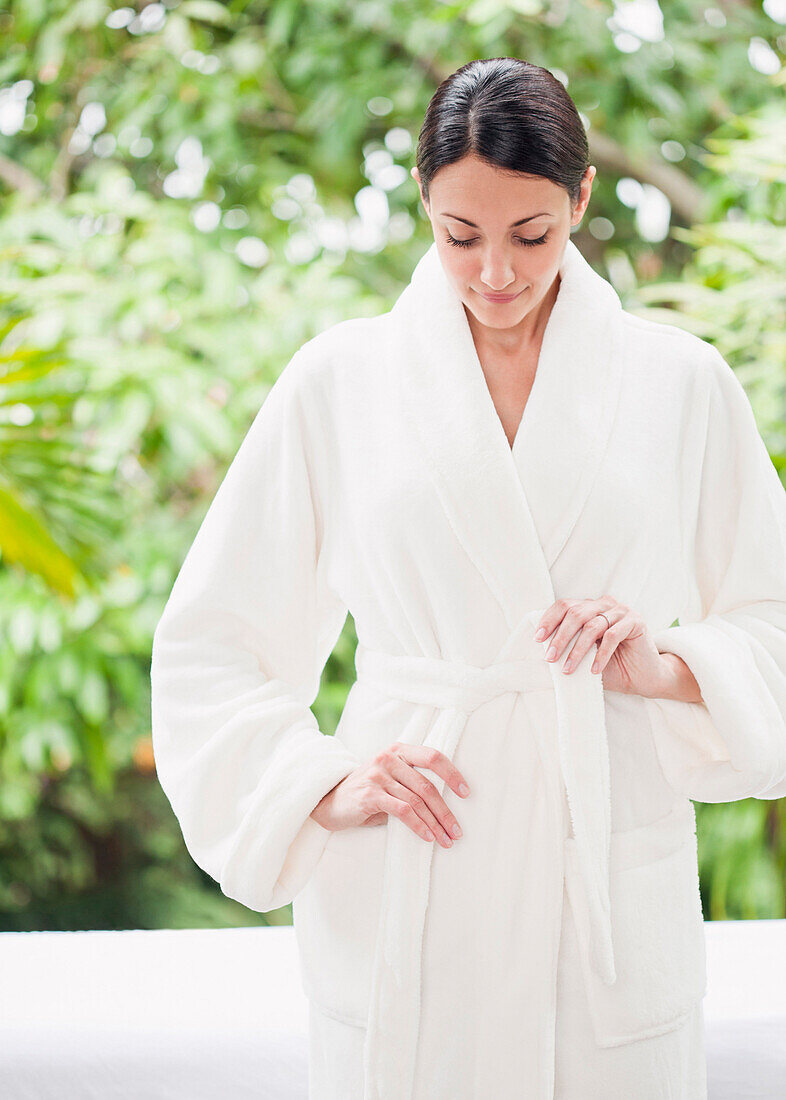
[392,237,626,607]
[513,240,626,569]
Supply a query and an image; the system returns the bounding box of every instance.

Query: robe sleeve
[644,346,786,802]
[150,348,363,913]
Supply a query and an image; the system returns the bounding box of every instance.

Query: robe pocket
[563,800,707,1049]
[291,822,386,1028]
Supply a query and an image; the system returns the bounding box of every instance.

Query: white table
[0,921,783,1098]
[703,920,786,1098]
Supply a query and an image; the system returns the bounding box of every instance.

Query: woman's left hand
[533,596,669,697]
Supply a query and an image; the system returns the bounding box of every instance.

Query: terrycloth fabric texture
[306,880,709,1099]
[151,238,786,1099]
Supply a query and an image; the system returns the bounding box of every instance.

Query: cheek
[435,243,470,276]
[435,248,476,297]
[523,247,564,295]
[532,240,563,275]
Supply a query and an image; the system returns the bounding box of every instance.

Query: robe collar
[390,237,626,630]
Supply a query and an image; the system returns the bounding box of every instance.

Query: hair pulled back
[415,57,589,210]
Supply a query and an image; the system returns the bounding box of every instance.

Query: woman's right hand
[309,742,470,849]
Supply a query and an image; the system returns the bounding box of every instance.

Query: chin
[466,304,527,329]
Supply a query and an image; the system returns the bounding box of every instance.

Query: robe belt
[354,620,616,1100]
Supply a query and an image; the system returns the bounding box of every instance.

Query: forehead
[429,159,566,218]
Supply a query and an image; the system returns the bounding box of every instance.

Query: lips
[478,289,523,303]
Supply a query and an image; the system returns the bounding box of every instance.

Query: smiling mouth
[478,289,525,303]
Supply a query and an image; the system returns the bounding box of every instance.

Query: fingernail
[546,646,557,661]
[442,833,452,847]
[451,823,462,837]
[563,661,573,673]
[459,783,470,796]
[425,830,434,840]
[591,662,599,674]
[534,627,546,641]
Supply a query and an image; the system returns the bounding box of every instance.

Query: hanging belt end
[592,928,617,986]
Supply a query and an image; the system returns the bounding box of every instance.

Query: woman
[150,58,786,1098]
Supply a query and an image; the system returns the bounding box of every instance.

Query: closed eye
[445,231,549,249]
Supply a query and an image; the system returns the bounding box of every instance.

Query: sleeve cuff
[274,813,335,906]
[218,728,363,913]
[647,620,783,799]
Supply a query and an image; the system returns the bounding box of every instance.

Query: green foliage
[631,99,786,448]
[0,0,783,929]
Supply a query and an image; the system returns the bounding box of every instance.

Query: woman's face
[411,154,595,334]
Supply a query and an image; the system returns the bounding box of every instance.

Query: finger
[529,598,576,646]
[382,774,455,846]
[385,756,462,844]
[562,612,614,674]
[592,611,638,672]
[541,600,599,663]
[388,743,471,799]
[382,748,463,840]
[533,599,572,643]
[374,789,440,844]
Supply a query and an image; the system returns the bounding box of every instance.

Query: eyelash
[445,231,549,249]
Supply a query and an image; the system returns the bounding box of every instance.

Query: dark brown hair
[415,57,589,210]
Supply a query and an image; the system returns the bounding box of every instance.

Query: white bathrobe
[150,238,786,1099]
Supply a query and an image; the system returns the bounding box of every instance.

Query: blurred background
[0,0,783,932]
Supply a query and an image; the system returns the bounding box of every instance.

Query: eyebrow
[439,212,552,228]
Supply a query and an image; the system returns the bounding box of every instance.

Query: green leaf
[0,485,81,597]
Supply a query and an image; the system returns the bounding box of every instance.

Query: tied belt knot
[355,609,616,1100]
[355,645,554,715]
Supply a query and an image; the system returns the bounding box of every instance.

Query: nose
[479,255,517,293]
